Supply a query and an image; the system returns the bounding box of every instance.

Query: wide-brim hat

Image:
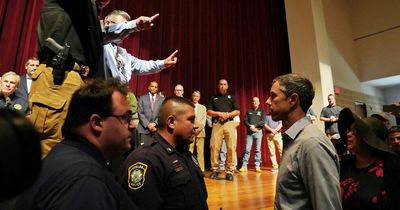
[371,112,390,121]
[338,108,397,156]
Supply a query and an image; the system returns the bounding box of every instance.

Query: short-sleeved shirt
[121,133,208,210]
[207,93,239,124]
[265,115,281,130]
[0,94,30,115]
[320,105,342,133]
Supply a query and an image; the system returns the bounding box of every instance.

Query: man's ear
[90,114,103,132]
[166,115,176,129]
[289,93,300,106]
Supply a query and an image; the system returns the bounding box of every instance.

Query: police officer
[121,97,208,210]
[208,79,240,181]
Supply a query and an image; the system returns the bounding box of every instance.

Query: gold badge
[13,104,22,110]
[128,162,148,190]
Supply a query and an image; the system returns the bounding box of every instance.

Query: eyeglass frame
[104,112,134,127]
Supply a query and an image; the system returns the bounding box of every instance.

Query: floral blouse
[340,160,388,210]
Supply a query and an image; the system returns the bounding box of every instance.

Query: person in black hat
[371,112,392,129]
[338,108,400,210]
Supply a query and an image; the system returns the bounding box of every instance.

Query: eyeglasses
[106,113,133,126]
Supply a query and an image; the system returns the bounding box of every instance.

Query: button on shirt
[275,117,342,210]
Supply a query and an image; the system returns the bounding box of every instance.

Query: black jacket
[15,135,137,210]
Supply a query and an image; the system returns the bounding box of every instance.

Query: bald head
[174,84,184,97]
[252,97,260,108]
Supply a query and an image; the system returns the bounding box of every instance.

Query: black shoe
[210,171,218,179]
[225,173,234,181]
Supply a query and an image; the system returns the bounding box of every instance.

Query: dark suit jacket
[137,93,164,134]
[16,74,29,102]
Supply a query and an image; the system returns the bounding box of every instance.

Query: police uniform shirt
[121,133,208,210]
[15,135,137,210]
[0,94,29,115]
[207,93,239,123]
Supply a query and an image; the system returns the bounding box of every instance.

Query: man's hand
[249,125,257,132]
[164,50,179,68]
[135,13,159,31]
[147,122,157,132]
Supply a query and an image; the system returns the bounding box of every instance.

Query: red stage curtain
[0,0,291,168]
[0,0,44,73]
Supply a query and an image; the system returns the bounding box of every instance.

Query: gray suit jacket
[137,93,164,134]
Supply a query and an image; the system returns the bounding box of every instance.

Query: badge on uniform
[172,160,184,173]
[128,162,148,190]
[14,104,22,110]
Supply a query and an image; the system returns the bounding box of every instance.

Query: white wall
[382,85,400,104]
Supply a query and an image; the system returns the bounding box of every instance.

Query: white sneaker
[271,168,279,172]
[255,167,261,172]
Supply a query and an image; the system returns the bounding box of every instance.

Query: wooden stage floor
[205,167,277,210]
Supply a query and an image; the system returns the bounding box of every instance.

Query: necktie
[150,96,155,110]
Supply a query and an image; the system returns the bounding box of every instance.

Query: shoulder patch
[127,162,148,190]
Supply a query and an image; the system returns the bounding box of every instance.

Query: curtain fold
[1,0,291,167]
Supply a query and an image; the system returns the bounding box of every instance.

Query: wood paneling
[205,168,277,210]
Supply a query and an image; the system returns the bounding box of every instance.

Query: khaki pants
[210,121,237,174]
[189,137,205,171]
[266,132,282,169]
[30,64,84,158]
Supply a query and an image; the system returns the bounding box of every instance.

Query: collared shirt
[320,105,342,133]
[207,93,239,123]
[121,133,208,210]
[275,117,342,210]
[265,115,281,130]
[103,20,164,83]
[26,75,32,93]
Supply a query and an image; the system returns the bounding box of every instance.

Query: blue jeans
[242,130,262,167]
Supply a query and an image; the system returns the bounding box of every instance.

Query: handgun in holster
[44,38,73,85]
[44,38,90,84]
